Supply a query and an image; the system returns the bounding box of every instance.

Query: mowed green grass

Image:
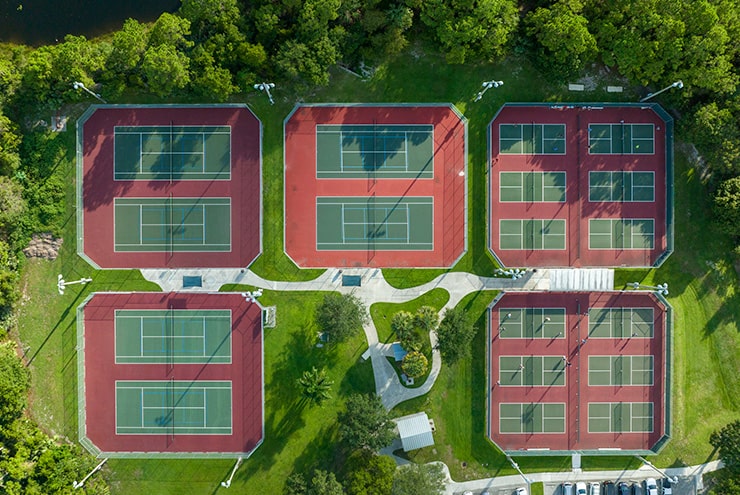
[104,290,374,494]
[14,44,740,495]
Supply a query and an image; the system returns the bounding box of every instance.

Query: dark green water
[0,0,180,46]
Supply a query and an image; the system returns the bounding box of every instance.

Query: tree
[141,44,190,97]
[0,342,31,424]
[148,13,193,50]
[525,0,598,78]
[713,177,740,237]
[420,0,519,64]
[391,463,445,495]
[189,45,236,100]
[711,420,740,472]
[414,306,439,334]
[308,470,345,495]
[286,472,308,495]
[391,310,421,351]
[343,451,396,495]
[316,293,368,343]
[297,366,334,406]
[338,394,395,451]
[106,18,149,77]
[401,351,428,378]
[435,307,475,364]
[0,176,26,231]
[690,101,740,178]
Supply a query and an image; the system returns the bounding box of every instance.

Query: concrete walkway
[140,267,553,409]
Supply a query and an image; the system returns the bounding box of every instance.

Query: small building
[394,412,435,452]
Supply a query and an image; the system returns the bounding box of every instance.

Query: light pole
[58,274,92,295]
[475,80,503,102]
[220,457,243,488]
[242,289,263,303]
[627,282,668,296]
[635,455,678,484]
[639,80,683,102]
[73,458,107,489]
[254,83,275,105]
[506,454,533,489]
[72,81,107,103]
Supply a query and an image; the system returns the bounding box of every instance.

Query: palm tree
[297,366,333,406]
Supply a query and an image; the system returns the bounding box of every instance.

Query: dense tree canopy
[316,293,368,343]
[391,463,446,495]
[435,307,475,364]
[337,394,395,451]
[343,451,396,495]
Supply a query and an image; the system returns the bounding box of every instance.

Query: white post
[253,83,275,105]
[220,457,243,488]
[474,80,503,102]
[639,81,683,102]
[73,458,107,489]
[58,274,93,295]
[636,455,679,484]
[72,81,107,103]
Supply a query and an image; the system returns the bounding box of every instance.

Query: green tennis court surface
[115,380,232,434]
[499,356,566,386]
[588,123,654,154]
[499,403,565,433]
[589,219,654,249]
[499,123,566,154]
[316,196,433,250]
[588,402,653,433]
[500,219,566,250]
[500,172,566,202]
[589,171,655,202]
[588,307,654,338]
[114,126,231,180]
[316,124,434,179]
[115,310,231,364]
[498,308,566,338]
[588,355,654,386]
[114,197,231,252]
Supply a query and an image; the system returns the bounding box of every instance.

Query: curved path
[141,267,551,409]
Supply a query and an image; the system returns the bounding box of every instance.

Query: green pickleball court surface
[316,124,434,179]
[115,309,232,364]
[114,197,231,252]
[115,380,232,435]
[114,126,231,181]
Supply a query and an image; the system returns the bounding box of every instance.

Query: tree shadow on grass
[338,358,375,398]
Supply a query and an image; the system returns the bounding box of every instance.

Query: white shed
[394,412,434,452]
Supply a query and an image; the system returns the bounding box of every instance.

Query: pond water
[0,0,180,46]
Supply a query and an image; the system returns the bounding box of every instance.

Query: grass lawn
[103,290,375,494]
[12,41,740,495]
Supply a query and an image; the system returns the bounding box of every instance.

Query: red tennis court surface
[78,292,263,457]
[284,104,467,268]
[77,105,261,269]
[488,291,669,454]
[489,103,672,268]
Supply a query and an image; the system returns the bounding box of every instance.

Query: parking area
[453,476,696,495]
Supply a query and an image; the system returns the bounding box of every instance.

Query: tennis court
[499,356,566,386]
[499,219,566,250]
[498,307,566,338]
[499,123,566,154]
[114,126,231,180]
[499,403,566,434]
[589,171,655,202]
[114,197,231,252]
[316,124,434,178]
[588,355,654,386]
[588,307,654,338]
[316,196,433,250]
[500,172,566,202]
[115,380,232,435]
[589,219,654,250]
[588,123,654,154]
[588,402,654,433]
[115,309,231,364]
